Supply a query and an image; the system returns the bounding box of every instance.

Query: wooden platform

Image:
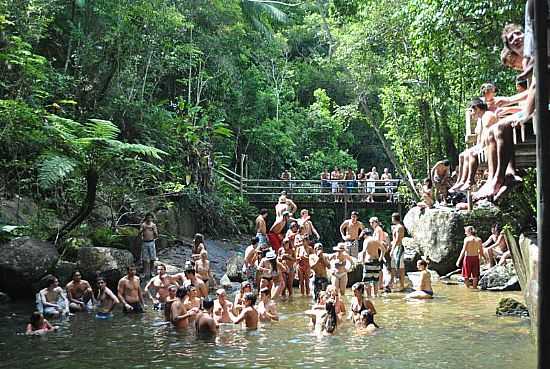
[249,199,400,210]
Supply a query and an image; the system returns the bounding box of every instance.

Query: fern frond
[38,154,79,188]
[106,140,167,160]
[46,114,82,142]
[85,119,120,140]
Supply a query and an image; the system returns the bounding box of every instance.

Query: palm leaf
[38,154,79,188]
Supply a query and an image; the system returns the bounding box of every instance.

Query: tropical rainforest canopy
[0,0,525,240]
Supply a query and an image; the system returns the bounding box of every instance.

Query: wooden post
[467,190,472,211]
[535,1,550,367]
[240,154,245,196]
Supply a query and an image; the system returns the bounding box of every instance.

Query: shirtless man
[339,211,365,258]
[431,160,451,204]
[243,237,260,287]
[381,168,393,201]
[66,270,94,312]
[38,275,68,317]
[229,292,259,330]
[298,209,320,242]
[407,260,433,299]
[195,298,218,337]
[456,226,484,289]
[184,265,208,298]
[257,287,279,322]
[361,230,385,297]
[255,209,269,245]
[320,169,330,194]
[268,211,291,252]
[310,243,330,302]
[144,264,171,309]
[117,265,144,313]
[139,212,159,279]
[389,213,406,292]
[95,276,119,317]
[483,224,510,266]
[213,288,233,324]
[366,167,379,202]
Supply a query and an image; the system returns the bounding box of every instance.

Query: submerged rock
[496,297,529,317]
[77,247,134,289]
[0,237,59,298]
[479,263,520,291]
[403,206,501,275]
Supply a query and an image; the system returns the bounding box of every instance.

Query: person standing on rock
[456,226,484,289]
[298,209,320,243]
[310,243,330,302]
[431,160,451,205]
[117,265,144,313]
[139,212,159,280]
[66,270,95,313]
[192,233,206,262]
[389,213,406,292]
[339,211,365,258]
[144,264,171,310]
[255,209,269,245]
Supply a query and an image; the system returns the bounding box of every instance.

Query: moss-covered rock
[496,297,529,317]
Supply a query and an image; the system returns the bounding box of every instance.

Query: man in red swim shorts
[268,211,290,252]
[456,226,484,288]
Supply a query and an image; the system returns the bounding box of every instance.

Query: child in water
[406,259,434,299]
[26,311,57,335]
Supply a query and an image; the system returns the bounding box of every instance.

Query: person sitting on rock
[482,224,511,267]
[37,275,68,318]
[66,270,94,313]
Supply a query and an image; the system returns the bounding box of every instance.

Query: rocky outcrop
[0,196,38,225]
[479,263,520,291]
[226,253,244,282]
[77,247,134,288]
[496,297,529,317]
[403,206,502,275]
[0,237,59,297]
[54,260,78,286]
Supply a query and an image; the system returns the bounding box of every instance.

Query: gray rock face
[0,197,38,225]
[479,263,520,291]
[0,237,59,298]
[226,253,244,282]
[403,206,501,275]
[54,260,78,286]
[77,247,135,289]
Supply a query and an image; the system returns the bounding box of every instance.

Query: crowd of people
[280,167,397,203]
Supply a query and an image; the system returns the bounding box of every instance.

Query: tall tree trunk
[359,97,420,200]
[49,168,98,243]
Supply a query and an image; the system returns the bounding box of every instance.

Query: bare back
[464,236,483,256]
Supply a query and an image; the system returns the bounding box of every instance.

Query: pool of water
[0,283,535,369]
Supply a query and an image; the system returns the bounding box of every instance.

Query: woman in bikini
[349,283,377,329]
[192,233,206,261]
[329,243,354,297]
[280,238,296,299]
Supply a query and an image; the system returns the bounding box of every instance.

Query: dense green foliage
[0,0,527,239]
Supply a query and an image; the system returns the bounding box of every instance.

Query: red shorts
[462,255,480,279]
[267,232,282,252]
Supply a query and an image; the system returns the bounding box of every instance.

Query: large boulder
[0,196,38,225]
[77,247,135,289]
[54,260,78,286]
[479,263,520,291]
[0,237,59,298]
[403,206,502,275]
[225,253,244,282]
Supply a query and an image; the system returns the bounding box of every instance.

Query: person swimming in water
[25,311,57,335]
[214,288,233,324]
[171,286,199,329]
[164,285,178,321]
[406,260,434,299]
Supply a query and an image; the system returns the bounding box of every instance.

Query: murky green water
[0,283,535,369]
